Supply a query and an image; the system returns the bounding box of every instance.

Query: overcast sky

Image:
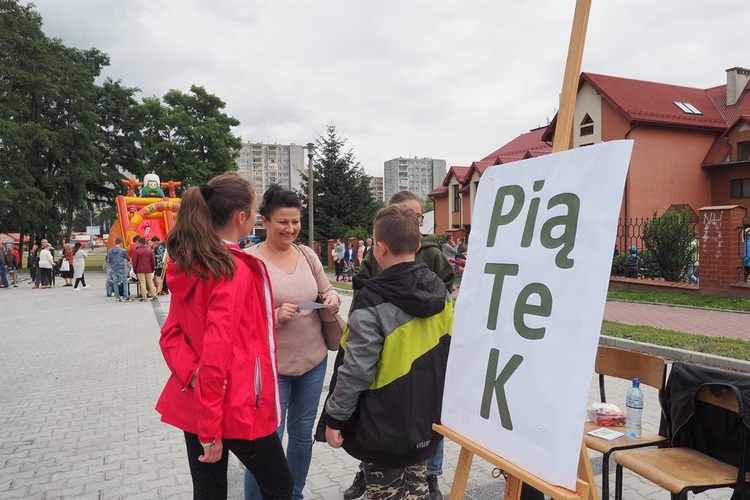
[30,0,749,177]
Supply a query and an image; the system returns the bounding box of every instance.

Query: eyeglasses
[417,215,424,223]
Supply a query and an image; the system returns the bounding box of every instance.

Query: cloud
[30,0,750,176]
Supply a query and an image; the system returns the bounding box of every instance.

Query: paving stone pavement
[1,271,745,499]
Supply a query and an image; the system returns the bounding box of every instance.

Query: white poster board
[442,140,633,490]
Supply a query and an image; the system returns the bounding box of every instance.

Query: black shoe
[343,471,365,500]
[426,475,443,500]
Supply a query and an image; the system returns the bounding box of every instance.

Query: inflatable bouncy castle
[107,174,181,251]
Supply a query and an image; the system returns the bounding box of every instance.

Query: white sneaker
[73,287,81,291]
[83,285,90,289]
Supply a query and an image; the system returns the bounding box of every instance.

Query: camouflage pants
[363,461,428,500]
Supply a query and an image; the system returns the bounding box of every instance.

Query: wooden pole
[556,3,599,498]
[552,0,593,153]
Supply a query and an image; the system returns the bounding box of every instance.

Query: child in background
[626,246,643,278]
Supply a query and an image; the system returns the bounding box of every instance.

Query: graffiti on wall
[702,211,723,259]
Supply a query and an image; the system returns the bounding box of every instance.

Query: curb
[600,336,750,373]
[608,298,750,315]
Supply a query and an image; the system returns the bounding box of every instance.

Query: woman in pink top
[244,186,341,500]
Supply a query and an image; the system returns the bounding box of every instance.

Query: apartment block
[369,176,384,202]
[236,142,306,193]
[383,157,446,202]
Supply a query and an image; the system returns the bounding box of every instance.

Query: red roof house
[431,67,750,238]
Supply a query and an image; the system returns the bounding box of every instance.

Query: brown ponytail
[167,173,256,280]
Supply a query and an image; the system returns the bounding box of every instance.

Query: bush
[643,209,697,282]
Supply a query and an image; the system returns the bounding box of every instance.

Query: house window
[673,101,702,115]
[738,141,750,162]
[580,114,594,136]
[452,185,460,212]
[730,178,750,198]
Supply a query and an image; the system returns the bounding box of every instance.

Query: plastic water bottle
[625,378,643,438]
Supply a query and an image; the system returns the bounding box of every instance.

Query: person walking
[151,236,168,295]
[72,242,89,290]
[28,244,39,284]
[0,249,9,289]
[8,245,20,287]
[356,240,365,269]
[38,241,55,289]
[60,243,74,286]
[155,174,293,500]
[332,238,345,281]
[106,238,132,302]
[32,240,48,288]
[133,236,157,301]
[342,242,356,282]
[243,186,341,500]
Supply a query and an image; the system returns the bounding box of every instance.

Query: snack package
[588,402,626,427]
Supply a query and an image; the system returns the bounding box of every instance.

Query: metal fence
[615,217,698,253]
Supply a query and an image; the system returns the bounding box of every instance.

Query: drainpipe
[622,121,639,239]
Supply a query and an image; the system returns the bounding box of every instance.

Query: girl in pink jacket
[155,173,292,499]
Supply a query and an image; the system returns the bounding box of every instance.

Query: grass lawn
[601,320,750,362]
[607,287,750,312]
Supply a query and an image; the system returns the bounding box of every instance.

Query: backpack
[627,254,640,267]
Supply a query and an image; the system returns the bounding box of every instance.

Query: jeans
[0,266,8,287]
[426,439,443,476]
[112,269,129,299]
[245,357,327,500]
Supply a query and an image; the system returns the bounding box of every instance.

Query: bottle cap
[633,377,640,387]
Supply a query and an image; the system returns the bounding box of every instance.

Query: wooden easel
[436,0,600,498]
[434,425,592,499]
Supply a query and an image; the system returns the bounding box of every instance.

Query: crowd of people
[3,178,463,500]
[0,235,170,300]
[0,240,90,290]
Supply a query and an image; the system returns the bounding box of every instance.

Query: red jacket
[155,244,281,444]
[133,244,156,274]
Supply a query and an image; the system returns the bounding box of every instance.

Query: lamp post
[306,142,316,248]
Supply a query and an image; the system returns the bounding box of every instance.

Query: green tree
[298,124,378,244]
[643,209,698,282]
[140,85,241,187]
[0,0,112,244]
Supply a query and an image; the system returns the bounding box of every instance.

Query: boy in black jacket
[324,204,454,499]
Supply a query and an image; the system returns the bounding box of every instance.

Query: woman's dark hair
[73,242,82,256]
[167,173,256,281]
[259,185,302,219]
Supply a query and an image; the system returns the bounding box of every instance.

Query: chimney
[726,67,750,106]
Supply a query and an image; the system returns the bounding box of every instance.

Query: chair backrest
[696,385,740,414]
[594,345,667,402]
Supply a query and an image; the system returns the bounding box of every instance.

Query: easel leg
[449,447,474,499]
[578,441,599,500]
[504,476,523,500]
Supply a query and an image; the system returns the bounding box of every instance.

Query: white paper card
[298,299,330,310]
